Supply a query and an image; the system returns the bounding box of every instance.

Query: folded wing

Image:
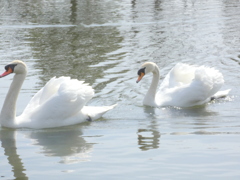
[21,76,94,122]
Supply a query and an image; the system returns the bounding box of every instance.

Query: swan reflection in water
[0,125,93,179]
[137,107,161,151]
[26,126,94,164]
[137,105,219,151]
[0,128,27,179]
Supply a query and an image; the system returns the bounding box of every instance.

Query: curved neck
[0,73,26,127]
[143,65,160,106]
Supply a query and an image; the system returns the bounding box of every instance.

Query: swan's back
[158,63,224,107]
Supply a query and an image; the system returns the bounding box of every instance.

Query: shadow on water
[167,105,218,117]
[0,124,94,179]
[141,102,218,121]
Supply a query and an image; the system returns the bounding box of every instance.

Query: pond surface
[0,0,240,179]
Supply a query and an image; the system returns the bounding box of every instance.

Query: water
[0,0,240,179]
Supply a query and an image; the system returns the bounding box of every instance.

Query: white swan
[136,62,230,108]
[0,60,116,129]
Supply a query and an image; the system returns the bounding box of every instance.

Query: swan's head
[0,60,27,78]
[136,62,157,83]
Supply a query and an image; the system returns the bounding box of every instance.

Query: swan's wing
[157,66,224,107]
[159,63,196,91]
[21,77,94,121]
[23,77,64,113]
[194,66,224,98]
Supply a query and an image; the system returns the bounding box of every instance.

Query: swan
[0,60,116,129]
[136,62,230,108]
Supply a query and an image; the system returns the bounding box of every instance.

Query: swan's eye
[5,64,17,72]
[4,65,9,71]
[137,67,146,76]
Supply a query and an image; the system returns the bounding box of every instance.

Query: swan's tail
[211,89,231,100]
[82,104,117,121]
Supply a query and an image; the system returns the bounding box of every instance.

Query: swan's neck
[143,65,160,106]
[0,73,26,127]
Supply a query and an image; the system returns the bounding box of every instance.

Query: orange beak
[0,67,13,78]
[136,72,145,83]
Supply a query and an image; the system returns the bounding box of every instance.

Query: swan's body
[0,60,116,129]
[137,62,230,108]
